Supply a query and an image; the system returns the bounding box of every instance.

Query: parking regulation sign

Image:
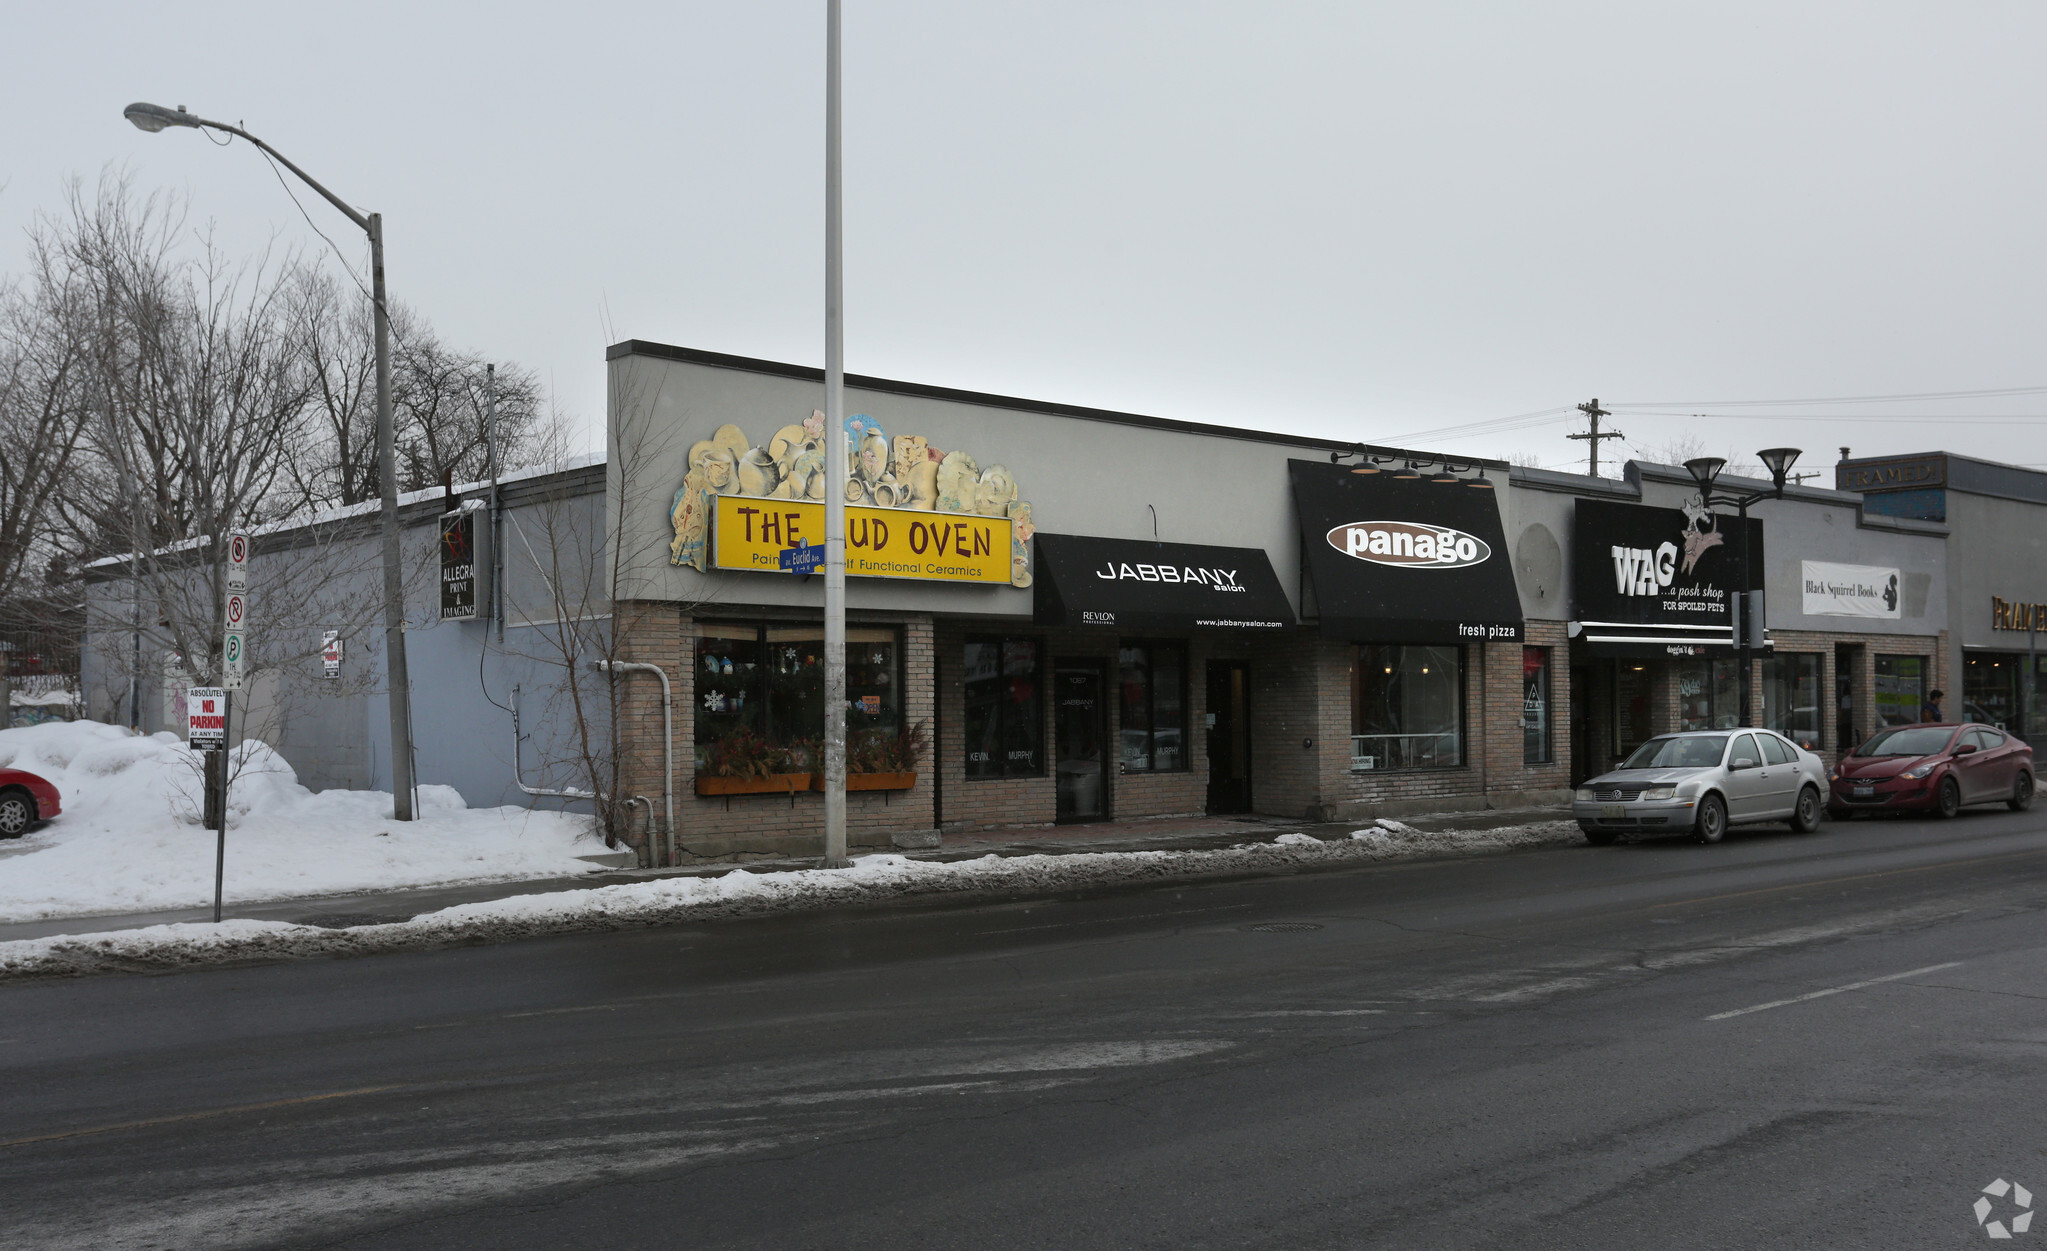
[188,687,227,748]
[225,531,250,591]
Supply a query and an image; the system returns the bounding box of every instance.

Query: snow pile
[0,721,603,922]
[0,820,1583,981]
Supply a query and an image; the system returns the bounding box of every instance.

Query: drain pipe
[511,684,599,802]
[594,660,675,868]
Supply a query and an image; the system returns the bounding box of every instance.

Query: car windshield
[1620,736,1727,769]
[1857,726,1956,757]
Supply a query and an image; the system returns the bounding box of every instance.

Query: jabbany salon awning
[1289,459,1523,643]
[1033,534,1295,631]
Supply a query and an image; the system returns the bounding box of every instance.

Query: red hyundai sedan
[1828,722,2035,819]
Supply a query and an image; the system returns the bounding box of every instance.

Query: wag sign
[187,687,227,749]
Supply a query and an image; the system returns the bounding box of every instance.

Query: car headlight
[1640,786,1677,802]
[1574,787,1596,801]
[1900,762,1938,779]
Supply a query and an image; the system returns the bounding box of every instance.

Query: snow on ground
[0,817,1583,981]
[0,721,604,922]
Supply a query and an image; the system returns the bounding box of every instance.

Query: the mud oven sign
[1571,497,1764,656]
[1287,460,1522,644]
[670,412,1033,587]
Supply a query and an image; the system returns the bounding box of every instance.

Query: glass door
[1205,660,1252,814]
[1055,664,1108,822]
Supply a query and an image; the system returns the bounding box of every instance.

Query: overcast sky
[9,2,2047,478]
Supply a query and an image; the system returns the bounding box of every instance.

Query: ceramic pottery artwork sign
[712,495,1013,584]
[668,411,1034,588]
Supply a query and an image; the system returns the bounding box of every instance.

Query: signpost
[188,686,230,922]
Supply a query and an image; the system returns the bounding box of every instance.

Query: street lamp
[1685,449,1802,729]
[124,101,417,820]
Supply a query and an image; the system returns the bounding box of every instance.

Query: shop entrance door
[1570,664,1593,785]
[1205,661,1252,813]
[1835,643,1863,752]
[1054,663,1109,823]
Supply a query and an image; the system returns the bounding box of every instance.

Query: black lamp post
[1685,449,1803,728]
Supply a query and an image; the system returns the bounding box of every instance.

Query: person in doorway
[1922,689,1946,722]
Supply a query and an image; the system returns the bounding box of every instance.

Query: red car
[0,768,60,837]
[1828,722,2034,819]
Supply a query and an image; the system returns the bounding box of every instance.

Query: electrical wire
[1614,384,2047,409]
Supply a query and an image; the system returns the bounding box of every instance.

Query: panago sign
[1326,521,1491,569]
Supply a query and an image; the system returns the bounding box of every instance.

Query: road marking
[1705,962,1962,1021]
[1239,1009,1387,1017]
[0,1085,404,1149]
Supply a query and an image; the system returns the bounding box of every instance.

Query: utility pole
[1568,398,1624,477]
[821,0,850,868]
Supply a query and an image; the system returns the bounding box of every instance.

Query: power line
[1615,384,2047,409]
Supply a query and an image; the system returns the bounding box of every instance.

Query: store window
[1763,653,1822,750]
[1678,659,1742,730]
[694,622,902,771]
[1353,644,1465,771]
[1875,655,1928,726]
[964,637,1043,778]
[1962,653,2047,741]
[1118,642,1188,772]
[1522,647,1552,765]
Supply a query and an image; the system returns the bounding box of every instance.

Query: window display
[1522,647,1552,765]
[693,621,902,771]
[1353,644,1465,771]
[964,637,1043,778]
[1118,642,1188,772]
[1763,653,1821,749]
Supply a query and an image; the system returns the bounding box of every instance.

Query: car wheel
[1694,793,1727,844]
[2010,772,2035,812]
[1935,776,1961,819]
[1791,786,1823,833]
[1582,825,1618,846]
[0,791,35,838]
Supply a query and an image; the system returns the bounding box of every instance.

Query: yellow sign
[711,495,1012,584]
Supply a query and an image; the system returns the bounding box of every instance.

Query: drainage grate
[1244,921,1324,933]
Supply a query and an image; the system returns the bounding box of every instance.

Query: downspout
[594,660,675,868]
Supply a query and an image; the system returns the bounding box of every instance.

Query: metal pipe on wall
[595,660,675,868]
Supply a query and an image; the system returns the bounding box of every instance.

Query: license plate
[1853,786,1873,797]
[1600,804,1627,818]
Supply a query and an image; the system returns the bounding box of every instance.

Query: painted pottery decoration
[669,411,1034,587]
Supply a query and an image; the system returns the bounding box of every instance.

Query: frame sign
[439,505,491,620]
[188,687,227,748]
[224,531,250,591]
[320,629,343,678]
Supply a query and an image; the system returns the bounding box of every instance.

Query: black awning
[1289,460,1524,644]
[1033,534,1295,631]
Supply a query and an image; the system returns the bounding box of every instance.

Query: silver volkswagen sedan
[1573,728,1829,845]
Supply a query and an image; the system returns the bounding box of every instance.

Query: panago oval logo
[1326,521,1490,569]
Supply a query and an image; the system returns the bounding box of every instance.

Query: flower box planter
[694,773,811,797]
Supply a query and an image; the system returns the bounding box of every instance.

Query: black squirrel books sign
[1572,498,1764,656]
[1289,461,1522,644]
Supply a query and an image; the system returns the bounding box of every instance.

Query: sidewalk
[0,805,1570,944]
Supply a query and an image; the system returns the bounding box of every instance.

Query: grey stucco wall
[605,350,1444,619]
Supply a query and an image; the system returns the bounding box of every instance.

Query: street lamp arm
[124,103,371,232]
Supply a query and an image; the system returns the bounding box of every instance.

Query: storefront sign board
[1836,456,1945,494]
[1571,498,1763,656]
[1801,561,1900,618]
[1992,596,2047,632]
[1033,534,1294,630]
[1289,461,1522,643]
[187,687,227,748]
[711,494,1012,584]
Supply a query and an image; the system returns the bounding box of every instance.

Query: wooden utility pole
[1568,398,1624,477]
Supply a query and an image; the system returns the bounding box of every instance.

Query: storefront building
[1838,452,2047,741]
[1506,459,1947,782]
[603,342,1581,862]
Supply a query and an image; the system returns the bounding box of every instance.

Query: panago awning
[1032,534,1295,631]
[1289,460,1523,644]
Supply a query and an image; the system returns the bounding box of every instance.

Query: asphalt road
[5,806,2047,1249]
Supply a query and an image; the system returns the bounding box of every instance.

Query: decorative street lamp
[124,102,417,820]
[1685,449,1803,728]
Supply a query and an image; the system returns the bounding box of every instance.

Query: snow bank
[0,722,602,922]
[0,821,1582,982]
